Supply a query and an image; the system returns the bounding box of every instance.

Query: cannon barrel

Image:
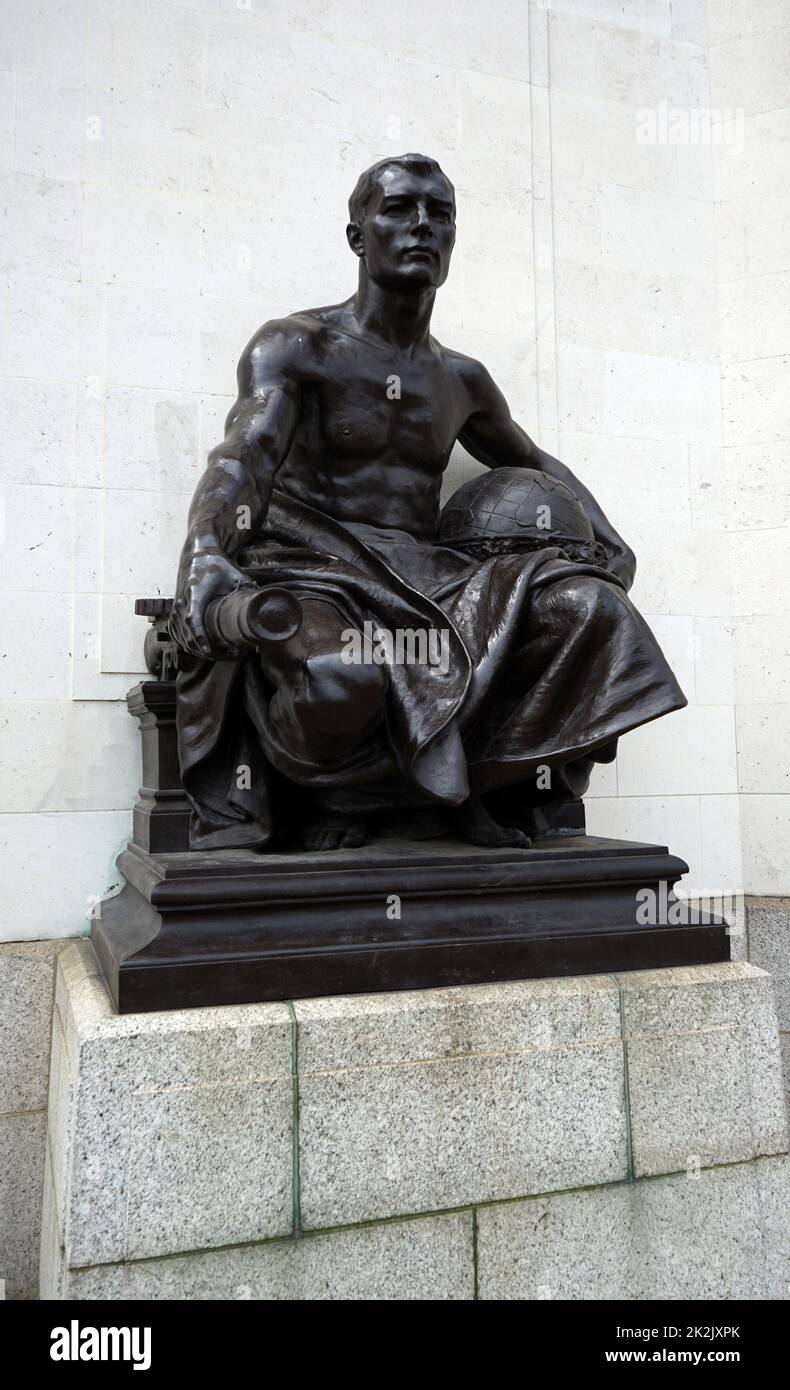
[205,586,302,648]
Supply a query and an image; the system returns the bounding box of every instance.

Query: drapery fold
[174,491,686,849]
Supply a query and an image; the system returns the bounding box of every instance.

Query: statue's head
[346,154,456,293]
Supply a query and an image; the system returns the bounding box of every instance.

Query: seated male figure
[170,154,685,852]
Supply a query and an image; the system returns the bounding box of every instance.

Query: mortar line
[66,1153,786,1275]
[472,1206,479,1301]
[0,1105,47,1121]
[610,973,636,1183]
[286,1001,303,1239]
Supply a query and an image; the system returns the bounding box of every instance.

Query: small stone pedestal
[42,943,789,1300]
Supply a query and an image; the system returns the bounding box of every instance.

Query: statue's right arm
[170,323,301,658]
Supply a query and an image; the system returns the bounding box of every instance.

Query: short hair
[348,154,455,225]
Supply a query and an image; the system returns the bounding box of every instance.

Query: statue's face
[349,166,456,293]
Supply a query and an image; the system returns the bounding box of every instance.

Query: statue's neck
[353,270,435,352]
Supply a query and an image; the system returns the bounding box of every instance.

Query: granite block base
[41,944,788,1300]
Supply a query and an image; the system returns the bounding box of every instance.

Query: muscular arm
[457,362,636,589]
[171,322,301,656]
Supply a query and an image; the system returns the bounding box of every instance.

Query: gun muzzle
[206,587,302,648]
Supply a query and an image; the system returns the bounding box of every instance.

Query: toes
[340,826,366,848]
[458,826,531,850]
[508,828,532,849]
[490,829,530,849]
[303,821,366,851]
[303,826,333,851]
[310,829,340,851]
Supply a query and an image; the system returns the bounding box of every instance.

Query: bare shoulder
[238,302,350,391]
[434,341,500,407]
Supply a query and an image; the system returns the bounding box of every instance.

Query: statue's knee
[546,574,626,625]
[299,653,387,736]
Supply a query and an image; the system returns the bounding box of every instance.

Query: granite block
[0,941,57,1113]
[476,1156,790,1300]
[124,1076,292,1260]
[51,944,294,1268]
[57,1212,474,1301]
[617,963,788,1175]
[132,1210,473,1301]
[39,1150,64,1301]
[294,977,627,1227]
[46,1006,74,1234]
[0,1110,47,1299]
[747,898,790,1030]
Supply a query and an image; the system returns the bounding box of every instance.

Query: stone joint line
[611,973,636,1184]
[287,1001,303,1239]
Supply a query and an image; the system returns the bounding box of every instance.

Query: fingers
[169,555,257,660]
[186,606,212,659]
[169,603,212,660]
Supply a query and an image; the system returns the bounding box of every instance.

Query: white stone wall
[707,0,790,895]
[0,0,786,947]
[531,1,741,898]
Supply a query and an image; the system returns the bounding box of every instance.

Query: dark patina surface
[92,154,728,1010]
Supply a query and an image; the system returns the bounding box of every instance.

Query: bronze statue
[169,153,686,854]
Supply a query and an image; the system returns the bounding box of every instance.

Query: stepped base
[91,834,730,1013]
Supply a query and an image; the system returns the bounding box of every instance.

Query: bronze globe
[439,467,606,562]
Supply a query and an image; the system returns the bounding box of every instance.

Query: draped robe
[174,490,686,850]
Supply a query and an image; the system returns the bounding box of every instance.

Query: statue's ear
[346,222,364,258]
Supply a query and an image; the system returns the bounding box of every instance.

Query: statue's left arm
[457,362,636,590]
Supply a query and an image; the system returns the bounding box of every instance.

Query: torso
[269,304,477,541]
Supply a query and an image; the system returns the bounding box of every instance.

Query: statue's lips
[402,246,437,261]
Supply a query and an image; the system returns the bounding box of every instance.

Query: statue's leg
[258,599,389,850]
[260,599,387,757]
[463,571,648,839]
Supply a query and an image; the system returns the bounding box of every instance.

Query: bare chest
[301,353,462,465]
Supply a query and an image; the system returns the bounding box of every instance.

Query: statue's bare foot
[522,800,564,839]
[301,814,368,852]
[452,796,531,850]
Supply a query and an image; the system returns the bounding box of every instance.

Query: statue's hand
[170,549,255,659]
